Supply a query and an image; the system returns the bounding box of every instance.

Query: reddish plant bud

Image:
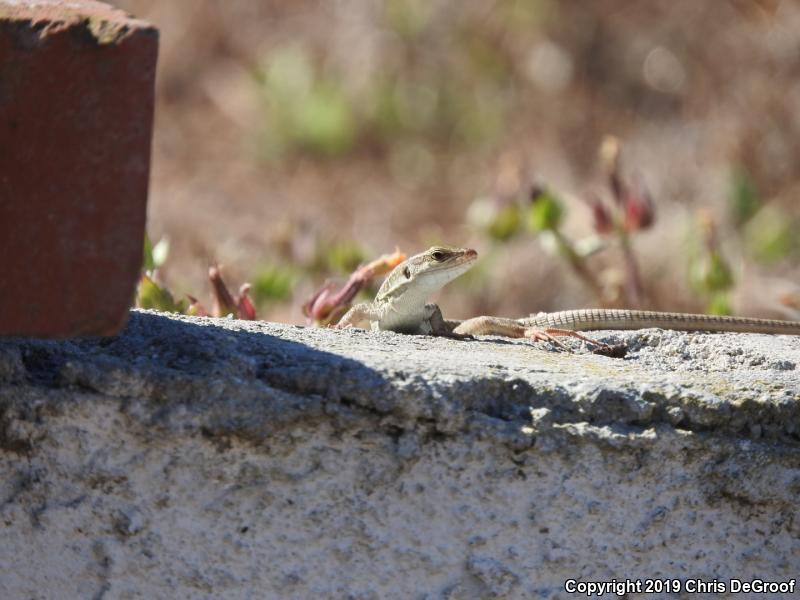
[303,276,367,325]
[590,198,615,234]
[609,172,625,205]
[236,283,257,320]
[303,283,335,321]
[302,250,406,326]
[209,263,238,318]
[623,186,655,232]
[185,295,209,317]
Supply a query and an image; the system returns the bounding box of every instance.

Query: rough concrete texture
[1,311,799,599]
[0,1,157,337]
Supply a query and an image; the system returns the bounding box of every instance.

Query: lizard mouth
[458,248,478,265]
[440,248,477,268]
[448,248,477,261]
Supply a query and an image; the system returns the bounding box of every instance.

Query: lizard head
[376,246,478,302]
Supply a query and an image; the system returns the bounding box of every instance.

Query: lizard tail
[527,309,800,335]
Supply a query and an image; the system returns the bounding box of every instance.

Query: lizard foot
[432,331,475,341]
[525,327,626,358]
[523,328,571,351]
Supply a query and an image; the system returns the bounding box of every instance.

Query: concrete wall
[1,311,799,598]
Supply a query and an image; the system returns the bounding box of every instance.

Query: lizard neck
[372,246,478,332]
[377,288,431,333]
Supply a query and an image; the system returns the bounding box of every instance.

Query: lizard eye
[403,266,411,278]
[431,251,445,262]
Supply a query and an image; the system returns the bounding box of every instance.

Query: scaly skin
[521,309,800,334]
[451,309,800,337]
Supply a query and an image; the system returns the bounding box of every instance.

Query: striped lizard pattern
[521,309,800,335]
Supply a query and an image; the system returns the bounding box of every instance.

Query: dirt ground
[114,0,800,324]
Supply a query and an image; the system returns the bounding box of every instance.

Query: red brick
[0,1,158,337]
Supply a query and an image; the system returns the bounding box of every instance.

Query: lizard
[336,245,800,352]
[336,245,478,336]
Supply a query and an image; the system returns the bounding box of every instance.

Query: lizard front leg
[422,304,473,339]
[336,303,383,330]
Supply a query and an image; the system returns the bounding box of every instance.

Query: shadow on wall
[0,311,395,446]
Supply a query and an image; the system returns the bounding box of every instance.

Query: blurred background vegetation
[116,0,800,323]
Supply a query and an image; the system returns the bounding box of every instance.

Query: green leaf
[326,241,367,274]
[488,203,523,241]
[706,293,732,316]
[293,84,356,156]
[730,169,760,227]
[689,252,734,294]
[527,191,563,232]
[264,47,313,103]
[744,207,798,264]
[142,234,155,272]
[257,46,357,159]
[251,265,296,304]
[136,274,186,313]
